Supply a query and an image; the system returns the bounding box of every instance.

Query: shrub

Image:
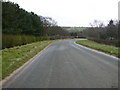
[2,34,50,49]
[87,37,119,47]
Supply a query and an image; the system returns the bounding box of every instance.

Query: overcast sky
[8,0,119,27]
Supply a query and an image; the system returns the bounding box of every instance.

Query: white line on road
[74,41,119,60]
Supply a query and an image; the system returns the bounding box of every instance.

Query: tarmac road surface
[3,40,118,88]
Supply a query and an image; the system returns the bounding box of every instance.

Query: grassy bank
[2,40,55,80]
[76,40,119,57]
[0,51,2,80]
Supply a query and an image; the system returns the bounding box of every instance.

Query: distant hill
[62,27,88,32]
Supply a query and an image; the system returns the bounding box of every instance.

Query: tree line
[69,20,120,47]
[2,1,69,36]
[2,1,69,49]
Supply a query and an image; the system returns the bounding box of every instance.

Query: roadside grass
[76,40,119,57]
[2,40,55,80]
[0,51,2,80]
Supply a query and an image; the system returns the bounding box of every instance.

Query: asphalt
[3,39,119,88]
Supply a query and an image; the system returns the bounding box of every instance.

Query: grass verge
[76,40,119,57]
[2,40,55,80]
[0,51,2,81]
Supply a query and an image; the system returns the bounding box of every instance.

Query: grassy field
[76,40,119,57]
[2,40,55,80]
[62,27,88,32]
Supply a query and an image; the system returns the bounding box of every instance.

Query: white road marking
[74,41,119,60]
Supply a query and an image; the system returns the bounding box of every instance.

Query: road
[3,40,118,88]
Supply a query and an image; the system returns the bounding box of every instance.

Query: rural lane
[3,39,118,88]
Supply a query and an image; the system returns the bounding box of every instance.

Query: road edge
[74,40,119,60]
[0,41,56,87]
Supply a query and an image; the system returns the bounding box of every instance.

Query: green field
[76,40,119,57]
[62,27,88,32]
[2,40,55,80]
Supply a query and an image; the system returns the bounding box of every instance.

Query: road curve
[3,40,118,88]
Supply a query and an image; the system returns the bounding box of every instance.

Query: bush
[50,36,74,40]
[87,37,119,47]
[2,34,50,49]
